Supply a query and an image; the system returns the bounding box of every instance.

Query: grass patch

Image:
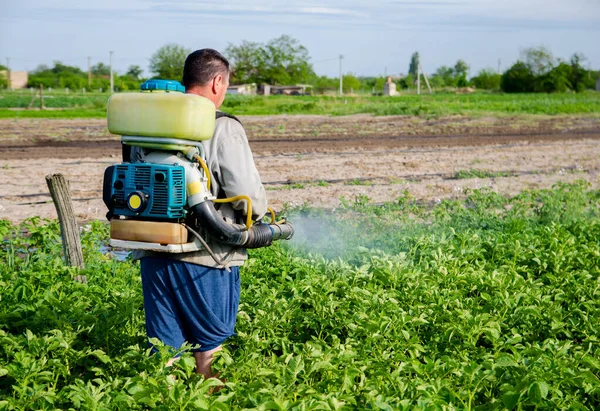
[1,90,599,119]
[0,109,106,119]
[454,169,513,179]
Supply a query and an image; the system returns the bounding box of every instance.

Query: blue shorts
[140,257,241,353]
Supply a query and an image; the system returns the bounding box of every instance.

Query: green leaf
[528,381,549,404]
[495,356,517,368]
[502,391,521,410]
[374,400,394,411]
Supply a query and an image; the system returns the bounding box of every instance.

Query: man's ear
[212,75,222,94]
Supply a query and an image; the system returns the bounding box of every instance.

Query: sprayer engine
[103,163,187,220]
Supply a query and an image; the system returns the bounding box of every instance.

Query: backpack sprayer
[103,80,293,265]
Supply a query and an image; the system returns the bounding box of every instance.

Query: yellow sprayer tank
[107,80,216,141]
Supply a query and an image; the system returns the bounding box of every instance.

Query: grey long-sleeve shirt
[132,113,268,267]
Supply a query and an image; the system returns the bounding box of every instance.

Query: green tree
[312,75,338,94]
[149,43,190,81]
[569,53,588,92]
[225,40,265,84]
[431,66,456,87]
[92,62,110,76]
[342,74,361,93]
[0,64,7,88]
[521,46,555,76]
[408,52,419,77]
[454,60,469,78]
[27,61,87,89]
[50,61,84,76]
[501,61,535,93]
[398,74,415,90]
[126,65,143,80]
[470,69,501,90]
[535,63,572,93]
[226,35,314,85]
[263,35,314,85]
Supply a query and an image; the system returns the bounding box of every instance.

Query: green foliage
[311,75,338,94]
[408,52,419,77]
[454,59,470,78]
[91,62,110,76]
[0,70,6,89]
[454,169,511,179]
[429,60,470,88]
[127,65,143,80]
[26,61,141,91]
[502,48,596,93]
[1,183,600,409]
[471,69,502,90]
[570,53,591,92]
[521,46,555,76]
[148,43,190,81]
[342,74,361,93]
[501,61,535,93]
[226,35,315,86]
[357,76,388,93]
[535,63,573,93]
[397,74,415,90]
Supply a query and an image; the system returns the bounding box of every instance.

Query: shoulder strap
[216,111,242,125]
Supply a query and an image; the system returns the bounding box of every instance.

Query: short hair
[182,49,230,88]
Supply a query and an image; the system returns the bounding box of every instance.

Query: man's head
[183,49,230,109]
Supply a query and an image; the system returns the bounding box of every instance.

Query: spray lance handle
[243,219,294,249]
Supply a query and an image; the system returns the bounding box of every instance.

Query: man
[137,49,267,378]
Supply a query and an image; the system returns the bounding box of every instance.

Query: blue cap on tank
[140,79,185,93]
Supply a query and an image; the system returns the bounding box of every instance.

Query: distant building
[1,71,28,89]
[227,84,256,95]
[262,84,313,96]
[383,76,399,96]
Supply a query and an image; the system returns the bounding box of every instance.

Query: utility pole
[6,57,11,90]
[87,56,91,87]
[417,55,421,95]
[339,54,344,96]
[497,58,501,75]
[419,62,432,94]
[109,51,114,93]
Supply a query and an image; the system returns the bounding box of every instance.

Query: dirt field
[1,115,599,222]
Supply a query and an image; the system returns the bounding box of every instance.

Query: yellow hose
[214,195,253,229]
[194,155,211,192]
[267,207,276,224]
[191,153,272,230]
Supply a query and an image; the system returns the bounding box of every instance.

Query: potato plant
[1,181,599,410]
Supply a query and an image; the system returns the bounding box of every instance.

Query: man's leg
[194,345,222,378]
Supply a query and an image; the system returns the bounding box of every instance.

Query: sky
[1,0,599,78]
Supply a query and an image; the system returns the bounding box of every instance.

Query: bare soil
[1,115,599,222]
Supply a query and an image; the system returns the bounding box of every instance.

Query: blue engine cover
[103,163,187,220]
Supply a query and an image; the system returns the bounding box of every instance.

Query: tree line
[4,36,598,93]
[22,62,143,91]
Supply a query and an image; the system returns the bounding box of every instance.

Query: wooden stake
[45,174,87,283]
